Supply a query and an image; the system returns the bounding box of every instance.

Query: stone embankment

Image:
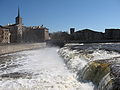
[58,43,120,90]
[0,43,46,55]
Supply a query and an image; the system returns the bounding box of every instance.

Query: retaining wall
[0,43,46,55]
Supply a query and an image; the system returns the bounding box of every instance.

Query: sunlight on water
[0,47,94,90]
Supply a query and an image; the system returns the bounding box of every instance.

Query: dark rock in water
[46,40,65,47]
[1,72,32,79]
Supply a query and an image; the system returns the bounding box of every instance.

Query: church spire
[18,7,20,17]
[15,7,22,25]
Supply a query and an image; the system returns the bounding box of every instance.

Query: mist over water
[0,47,94,90]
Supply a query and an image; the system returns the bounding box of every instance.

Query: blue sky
[0,0,120,32]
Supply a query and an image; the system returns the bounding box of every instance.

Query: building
[105,29,120,40]
[22,26,49,42]
[69,28,120,42]
[70,29,104,42]
[0,27,10,43]
[1,8,49,43]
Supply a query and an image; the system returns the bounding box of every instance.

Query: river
[0,47,94,90]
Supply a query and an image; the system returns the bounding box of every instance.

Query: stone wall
[0,43,46,55]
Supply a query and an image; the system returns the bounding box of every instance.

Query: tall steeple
[15,7,22,25]
[18,7,20,17]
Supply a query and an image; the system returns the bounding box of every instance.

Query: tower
[15,7,22,25]
[70,28,75,34]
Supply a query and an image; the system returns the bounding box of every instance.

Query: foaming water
[58,44,120,90]
[0,47,94,90]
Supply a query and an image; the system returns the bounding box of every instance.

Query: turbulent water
[0,47,94,90]
[58,45,120,73]
[58,44,120,90]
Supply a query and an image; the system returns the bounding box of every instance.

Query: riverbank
[0,43,46,55]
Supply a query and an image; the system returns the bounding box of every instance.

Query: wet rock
[1,72,32,79]
[79,61,110,86]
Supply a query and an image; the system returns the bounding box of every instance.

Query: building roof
[76,29,102,33]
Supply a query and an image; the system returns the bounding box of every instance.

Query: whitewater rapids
[0,47,94,90]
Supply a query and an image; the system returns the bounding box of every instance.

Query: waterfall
[0,43,119,90]
[97,73,113,90]
[58,43,120,90]
[0,47,94,90]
